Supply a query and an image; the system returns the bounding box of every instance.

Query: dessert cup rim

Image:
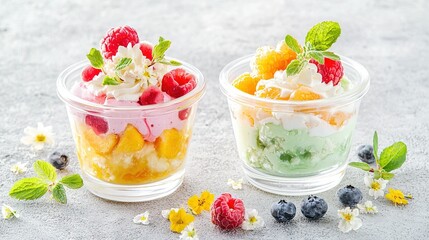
[57,58,205,113]
[219,54,370,109]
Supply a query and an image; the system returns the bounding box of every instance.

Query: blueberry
[271,200,296,222]
[357,145,375,164]
[48,152,69,170]
[301,195,328,220]
[337,185,363,207]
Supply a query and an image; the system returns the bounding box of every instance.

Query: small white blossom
[10,162,28,175]
[227,178,243,190]
[20,122,54,151]
[364,175,388,199]
[241,209,265,230]
[133,211,150,225]
[357,201,378,214]
[179,223,199,240]
[2,204,18,220]
[338,207,362,233]
[162,208,179,219]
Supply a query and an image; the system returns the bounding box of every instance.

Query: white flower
[2,204,18,220]
[10,162,28,175]
[338,207,362,233]
[133,211,150,225]
[227,178,243,190]
[241,209,265,230]
[364,175,388,199]
[179,223,199,240]
[357,201,378,214]
[20,122,54,151]
[162,208,179,219]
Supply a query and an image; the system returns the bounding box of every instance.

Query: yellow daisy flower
[169,208,194,233]
[385,188,408,206]
[187,190,215,215]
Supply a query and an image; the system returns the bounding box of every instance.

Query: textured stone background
[1,0,428,239]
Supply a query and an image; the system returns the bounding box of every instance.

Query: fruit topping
[310,58,343,86]
[357,145,375,164]
[162,68,197,98]
[48,151,69,170]
[211,193,245,230]
[139,41,153,61]
[271,200,296,222]
[81,66,102,82]
[231,73,260,95]
[251,46,286,80]
[101,26,139,59]
[114,124,145,153]
[337,185,363,207]
[289,86,322,101]
[255,86,287,100]
[301,195,328,220]
[155,128,184,159]
[139,86,164,105]
[85,115,108,135]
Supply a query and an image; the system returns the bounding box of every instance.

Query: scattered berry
[337,185,363,207]
[101,26,139,59]
[211,193,245,230]
[48,152,69,170]
[231,72,260,95]
[251,46,286,79]
[178,108,190,120]
[162,68,197,98]
[301,195,328,220]
[81,66,102,82]
[357,145,375,164]
[139,41,153,61]
[310,58,344,86]
[85,115,108,135]
[139,86,164,105]
[271,200,296,222]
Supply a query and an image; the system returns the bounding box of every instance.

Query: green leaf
[152,37,171,61]
[373,131,379,161]
[373,170,382,179]
[348,162,371,171]
[86,48,104,69]
[380,142,407,172]
[52,183,67,204]
[9,177,48,200]
[33,160,57,182]
[320,51,340,61]
[115,57,132,71]
[159,60,182,66]
[305,21,341,51]
[60,174,84,189]
[309,51,324,64]
[285,35,302,54]
[102,76,121,86]
[381,172,395,180]
[286,59,305,76]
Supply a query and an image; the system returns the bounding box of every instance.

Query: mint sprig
[102,76,122,86]
[151,36,182,66]
[349,131,407,180]
[9,160,83,204]
[86,48,104,69]
[285,21,341,76]
[115,57,132,71]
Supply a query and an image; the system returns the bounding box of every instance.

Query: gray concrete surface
[1,0,428,239]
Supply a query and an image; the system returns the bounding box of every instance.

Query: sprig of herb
[9,160,83,204]
[151,36,182,66]
[349,131,407,180]
[285,21,341,76]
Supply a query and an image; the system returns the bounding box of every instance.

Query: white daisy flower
[338,207,362,233]
[179,223,199,240]
[364,175,388,199]
[227,178,243,190]
[10,162,28,175]
[2,204,18,220]
[241,209,265,230]
[161,208,179,219]
[357,201,378,214]
[133,211,150,225]
[20,122,54,151]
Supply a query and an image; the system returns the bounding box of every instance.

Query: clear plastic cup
[57,59,205,202]
[220,55,369,195]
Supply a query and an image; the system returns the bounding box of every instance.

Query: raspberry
[161,68,197,98]
[85,115,108,135]
[139,86,164,105]
[310,58,344,86]
[81,66,101,82]
[231,72,260,95]
[100,26,139,59]
[211,193,245,230]
[139,41,153,61]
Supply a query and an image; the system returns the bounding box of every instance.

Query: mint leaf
[86,48,104,69]
[374,170,382,179]
[152,37,171,61]
[305,21,341,51]
[60,174,83,189]
[309,51,324,64]
[381,172,395,180]
[285,35,302,54]
[52,183,67,204]
[373,131,379,162]
[348,162,371,171]
[115,58,132,71]
[380,142,407,172]
[33,160,57,182]
[320,51,340,61]
[102,76,121,86]
[159,60,182,66]
[9,177,48,200]
[286,59,305,76]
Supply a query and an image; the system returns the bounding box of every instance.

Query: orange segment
[251,46,286,79]
[290,86,322,101]
[82,127,119,154]
[255,87,289,100]
[276,40,298,69]
[232,72,260,95]
[320,112,351,127]
[114,124,145,153]
[155,128,185,159]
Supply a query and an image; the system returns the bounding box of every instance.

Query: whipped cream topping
[84,43,168,102]
[256,63,348,99]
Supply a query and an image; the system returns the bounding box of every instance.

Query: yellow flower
[169,208,194,233]
[187,190,215,215]
[385,188,408,206]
